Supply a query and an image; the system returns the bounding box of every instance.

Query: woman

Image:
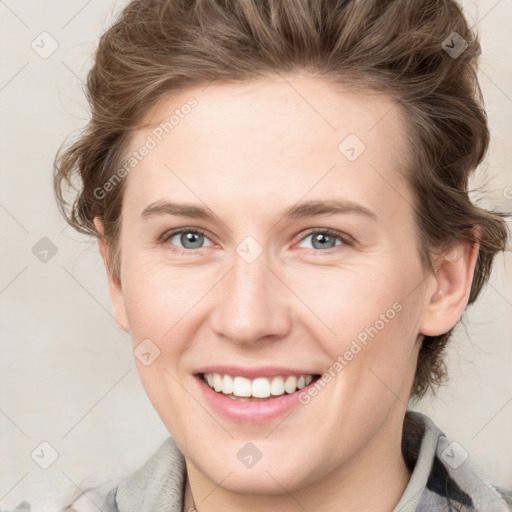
[23,0,512,510]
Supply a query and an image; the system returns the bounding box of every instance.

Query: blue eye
[161,227,351,255]
[163,228,214,252]
[297,229,349,252]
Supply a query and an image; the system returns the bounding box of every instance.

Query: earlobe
[93,217,130,333]
[419,236,480,337]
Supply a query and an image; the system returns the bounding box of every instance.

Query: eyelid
[160,226,207,242]
[160,226,355,254]
[159,226,215,251]
[293,228,355,252]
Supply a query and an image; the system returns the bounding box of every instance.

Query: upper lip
[195,365,320,379]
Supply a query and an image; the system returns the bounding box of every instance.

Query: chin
[192,453,320,496]
[212,470,304,495]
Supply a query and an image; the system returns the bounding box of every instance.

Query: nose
[209,249,292,347]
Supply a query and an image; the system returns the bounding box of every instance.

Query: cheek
[121,257,211,342]
[288,259,424,400]
[121,246,424,350]
[286,259,421,342]
[119,259,205,430]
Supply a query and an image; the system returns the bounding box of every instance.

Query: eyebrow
[140,199,378,222]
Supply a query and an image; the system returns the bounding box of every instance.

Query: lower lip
[195,375,319,423]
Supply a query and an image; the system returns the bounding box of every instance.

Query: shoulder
[1,437,182,512]
[72,436,184,512]
[493,486,512,510]
[403,411,511,512]
[65,481,119,512]
[0,478,122,512]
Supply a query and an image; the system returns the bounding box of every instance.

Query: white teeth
[213,373,222,392]
[233,376,252,397]
[270,376,285,396]
[222,374,233,394]
[202,372,316,398]
[251,377,271,398]
[284,376,297,393]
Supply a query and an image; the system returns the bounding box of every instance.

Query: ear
[419,234,480,337]
[93,217,130,333]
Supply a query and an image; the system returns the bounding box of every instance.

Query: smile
[202,372,317,400]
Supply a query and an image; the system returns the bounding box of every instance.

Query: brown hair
[54,0,509,399]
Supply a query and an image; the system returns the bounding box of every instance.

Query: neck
[184,406,412,512]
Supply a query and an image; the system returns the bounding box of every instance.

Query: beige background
[0,0,511,510]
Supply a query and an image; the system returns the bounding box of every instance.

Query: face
[105,74,436,495]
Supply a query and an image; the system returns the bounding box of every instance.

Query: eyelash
[160,227,354,256]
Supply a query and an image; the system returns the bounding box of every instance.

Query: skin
[95,73,479,512]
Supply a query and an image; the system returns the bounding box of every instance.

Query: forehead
[122,74,412,222]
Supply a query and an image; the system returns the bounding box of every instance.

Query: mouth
[192,365,324,422]
[194,371,322,424]
[200,372,321,401]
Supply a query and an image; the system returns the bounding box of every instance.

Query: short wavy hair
[54,0,509,399]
